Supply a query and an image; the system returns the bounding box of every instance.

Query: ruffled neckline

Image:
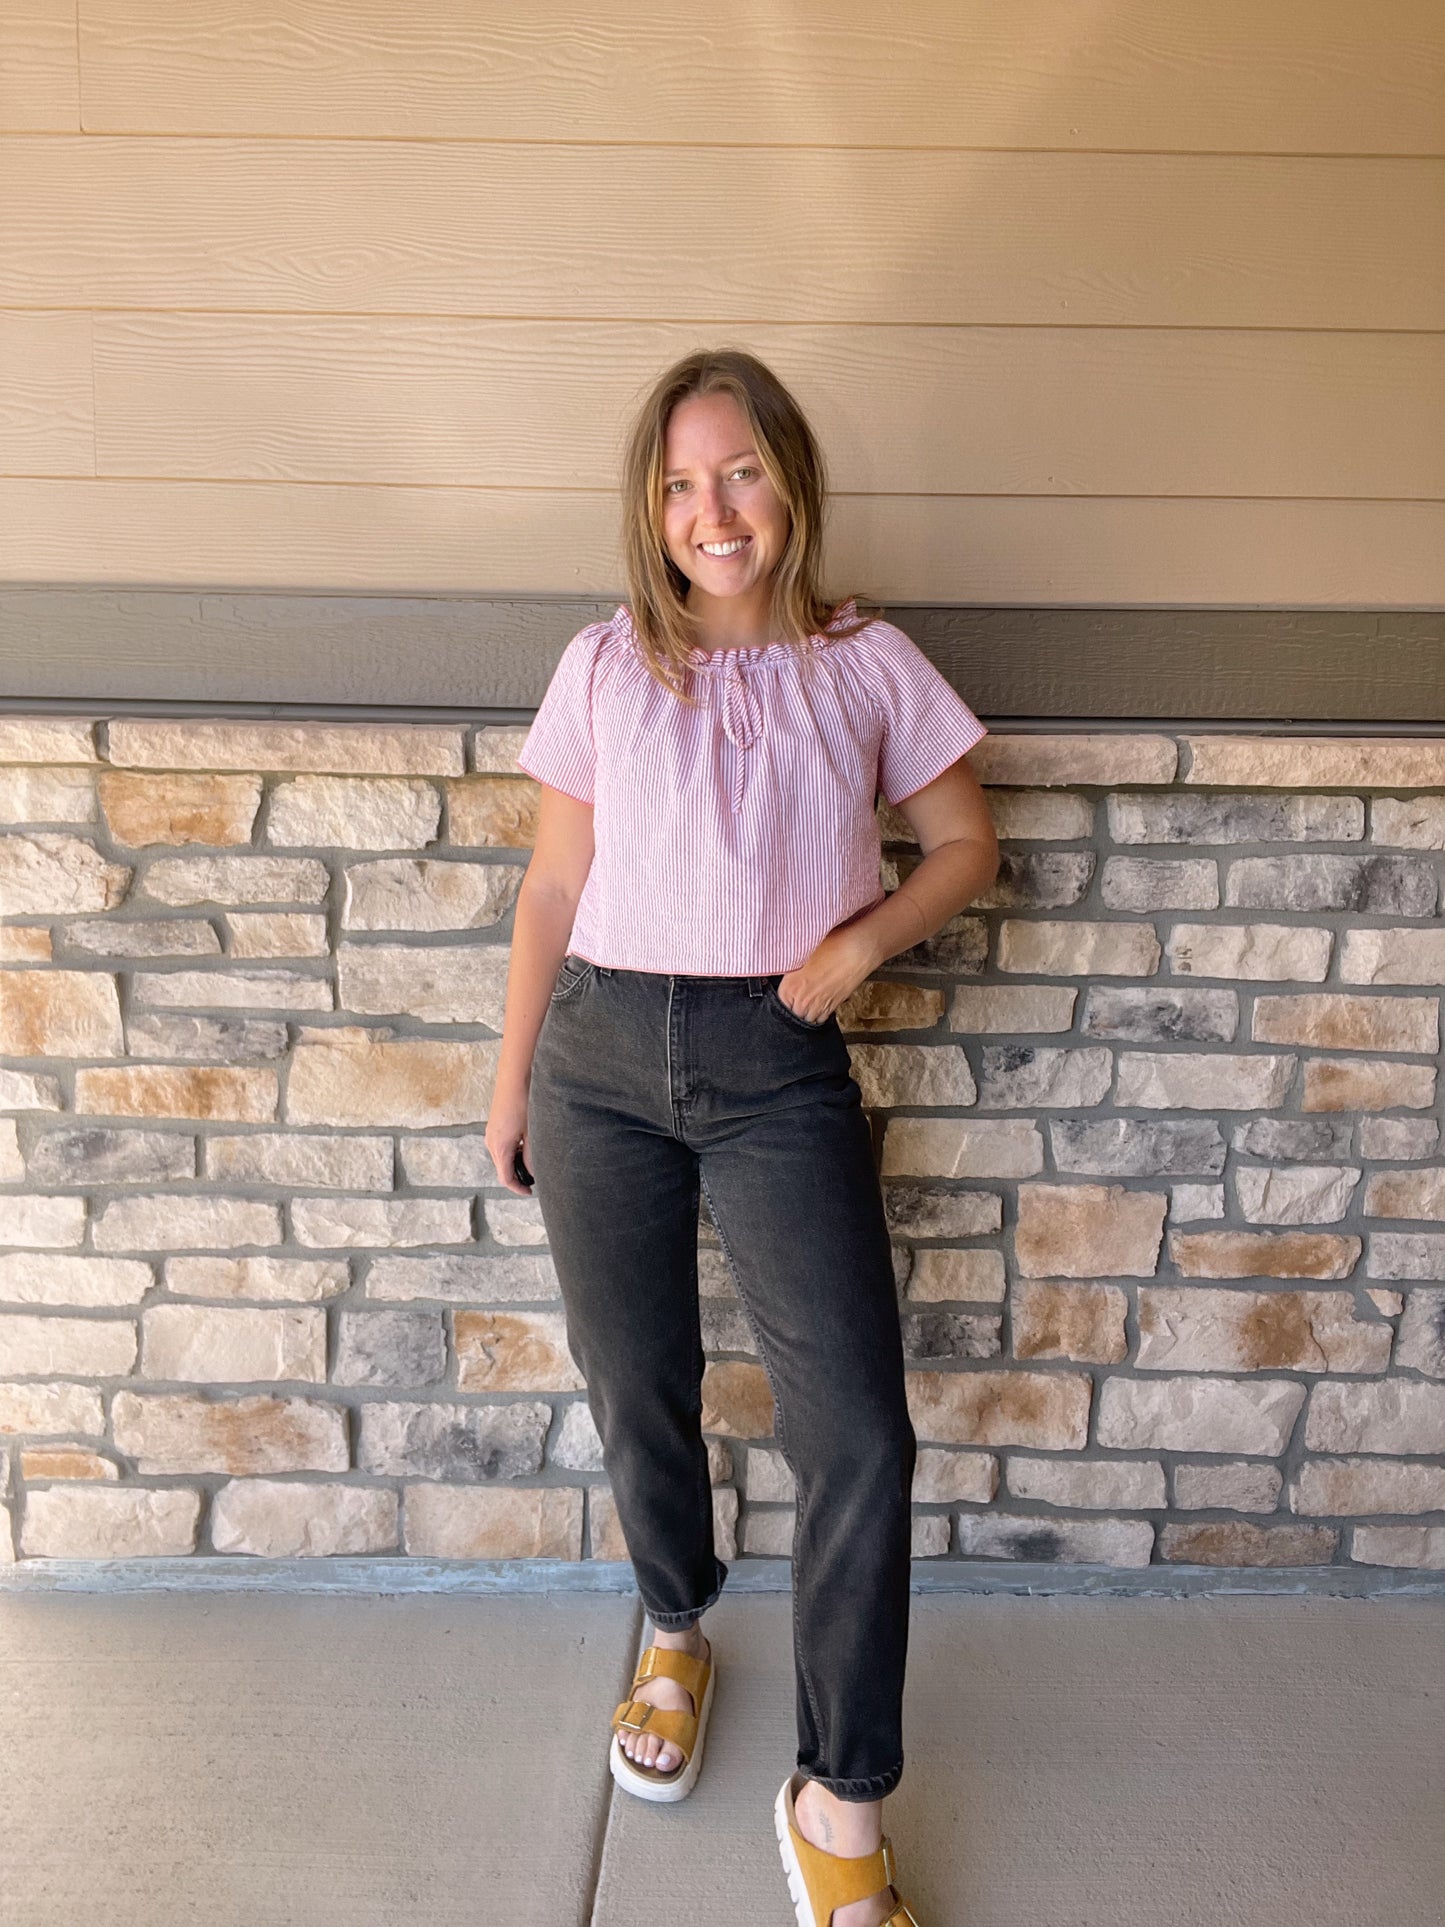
[612,597,860,673]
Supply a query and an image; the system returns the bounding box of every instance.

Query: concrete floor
[2,1587,1442,1927]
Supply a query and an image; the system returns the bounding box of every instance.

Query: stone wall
[1,715,1443,1573]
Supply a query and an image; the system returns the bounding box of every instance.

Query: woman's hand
[775,924,880,1026]
[486,1080,536,1197]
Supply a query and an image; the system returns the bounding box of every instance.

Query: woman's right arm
[486,784,596,1196]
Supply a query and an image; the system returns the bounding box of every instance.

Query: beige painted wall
[1,0,1442,605]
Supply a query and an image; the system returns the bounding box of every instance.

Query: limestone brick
[76,1065,278,1122]
[1339,927,1445,985]
[997,919,1161,977]
[205,1132,392,1190]
[0,1380,104,1435]
[0,1195,87,1248]
[139,1305,327,1383]
[1182,737,1445,789]
[267,775,441,850]
[948,985,1077,1032]
[984,790,1094,840]
[99,771,261,847]
[1252,993,1437,1054]
[1372,797,1445,849]
[62,917,222,957]
[1292,1458,1445,1515]
[1010,1280,1129,1361]
[337,942,505,1024]
[1301,1057,1436,1112]
[906,1248,1007,1304]
[1101,856,1218,911]
[0,766,96,823]
[1394,1287,1445,1376]
[111,1389,348,1472]
[0,969,123,1056]
[0,925,53,960]
[365,1253,558,1303]
[445,774,539,848]
[701,1360,775,1438]
[905,1369,1091,1447]
[1305,1380,1445,1454]
[1167,922,1333,981]
[1168,1229,1360,1279]
[210,1480,399,1556]
[954,1514,1154,1566]
[1096,1377,1305,1454]
[225,912,329,958]
[1234,1164,1361,1225]
[288,1031,498,1128]
[108,719,465,776]
[0,1253,152,1306]
[0,718,97,763]
[93,1193,282,1251]
[0,835,128,914]
[1115,1051,1293,1111]
[1014,1182,1166,1278]
[1173,1461,1282,1512]
[1371,1163,1445,1225]
[847,1041,978,1108]
[1159,1520,1336,1565]
[166,1256,348,1301]
[1137,1286,1390,1373]
[141,854,327,907]
[978,1046,1112,1110]
[969,735,1177,787]
[1351,1525,1445,1569]
[20,1446,118,1479]
[404,1484,582,1559]
[19,1485,200,1557]
[454,1309,585,1392]
[291,1196,471,1248]
[333,1310,447,1388]
[342,858,522,932]
[0,1312,136,1375]
[881,1118,1044,1179]
[356,1399,549,1480]
[1007,1456,1166,1510]
[911,1448,997,1503]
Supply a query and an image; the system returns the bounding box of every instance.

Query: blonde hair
[618,347,874,704]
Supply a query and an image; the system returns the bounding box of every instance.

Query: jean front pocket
[549,953,596,1004]
[766,980,831,1032]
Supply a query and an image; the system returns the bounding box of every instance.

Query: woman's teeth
[699,537,750,556]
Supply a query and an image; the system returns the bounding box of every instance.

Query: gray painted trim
[3,1557,1442,1598]
[1,590,1441,721]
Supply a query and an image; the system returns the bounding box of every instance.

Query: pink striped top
[515,598,988,974]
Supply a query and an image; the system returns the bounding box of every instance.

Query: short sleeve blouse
[516,599,987,974]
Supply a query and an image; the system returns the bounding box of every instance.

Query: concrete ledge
[4,1555,1444,1597]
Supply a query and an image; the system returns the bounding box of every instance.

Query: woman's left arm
[779,756,1000,1023]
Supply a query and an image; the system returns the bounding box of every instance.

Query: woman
[488,348,998,1927]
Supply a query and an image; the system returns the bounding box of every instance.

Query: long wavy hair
[618,347,875,704]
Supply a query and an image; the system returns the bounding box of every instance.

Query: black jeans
[526,957,916,1800]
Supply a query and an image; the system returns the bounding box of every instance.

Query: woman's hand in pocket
[486,1083,536,1196]
[776,924,878,1026]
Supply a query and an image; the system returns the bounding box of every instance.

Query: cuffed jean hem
[641,1559,728,1630]
[801,1763,905,1801]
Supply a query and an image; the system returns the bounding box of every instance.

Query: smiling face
[660,389,792,634]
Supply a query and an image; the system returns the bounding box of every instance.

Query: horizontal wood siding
[0,1,1441,692]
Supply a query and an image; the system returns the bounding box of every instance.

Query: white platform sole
[607,1658,716,1804]
[774,1774,820,1927]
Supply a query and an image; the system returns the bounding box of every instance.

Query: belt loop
[746,974,766,997]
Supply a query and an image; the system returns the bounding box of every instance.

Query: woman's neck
[684,585,777,653]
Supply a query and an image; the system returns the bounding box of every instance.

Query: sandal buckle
[617,1702,654,1732]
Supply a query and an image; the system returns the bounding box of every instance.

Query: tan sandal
[774,1772,920,1926]
[608,1637,716,1803]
